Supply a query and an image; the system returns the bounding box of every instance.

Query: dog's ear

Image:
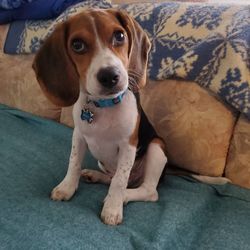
[32,22,79,106]
[109,10,151,91]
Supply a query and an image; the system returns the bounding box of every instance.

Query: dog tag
[81,108,94,123]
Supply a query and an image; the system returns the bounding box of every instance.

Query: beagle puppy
[33,9,168,225]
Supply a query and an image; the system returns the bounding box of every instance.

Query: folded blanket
[3,2,250,120]
[0,0,87,24]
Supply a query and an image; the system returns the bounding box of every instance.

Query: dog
[33,9,168,225]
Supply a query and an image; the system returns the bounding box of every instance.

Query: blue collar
[90,91,126,108]
[81,91,127,123]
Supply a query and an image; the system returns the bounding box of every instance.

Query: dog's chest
[74,91,138,169]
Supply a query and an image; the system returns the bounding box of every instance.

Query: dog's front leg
[101,142,136,225]
[51,128,86,201]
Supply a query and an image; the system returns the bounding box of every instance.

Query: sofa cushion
[141,80,237,177]
[60,106,74,127]
[0,21,59,120]
[225,115,250,188]
[0,24,60,119]
[1,104,250,249]
[0,50,61,120]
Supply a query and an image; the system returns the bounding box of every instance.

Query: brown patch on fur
[108,10,151,89]
[32,21,80,107]
[129,113,141,147]
[91,10,130,68]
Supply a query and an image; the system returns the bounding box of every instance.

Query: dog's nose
[97,67,120,88]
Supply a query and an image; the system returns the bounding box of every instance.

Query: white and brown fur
[33,9,167,225]
[33,9,229,225]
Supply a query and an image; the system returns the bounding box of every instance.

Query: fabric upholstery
[4,0,112,53]
[140,80,237,176]
[118,2,250,119]
[0,0,91,24]
[60,106,74,127]
[225,115,250,188]
[0,23,60,119]
[4,2,250,119]
[0,104,250,250]
[0,51,61,120]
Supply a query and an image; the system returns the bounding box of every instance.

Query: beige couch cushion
[0,25,61,120]
[61,106,74,127]
[225,115,250,188]
[141,80,237,176]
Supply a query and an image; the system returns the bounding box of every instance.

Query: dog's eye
[112,31,125,46]
[71,39,86,54]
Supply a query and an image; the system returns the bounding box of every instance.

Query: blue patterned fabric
[118,3,250,119]
[0,0,33,10]
[3,2,250,119]
[4,0,112,53]
[0,0,90,24]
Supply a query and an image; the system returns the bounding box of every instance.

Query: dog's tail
[191,175,231,185]
[165,166,231,185]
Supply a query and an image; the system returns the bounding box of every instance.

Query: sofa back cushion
[141,80,236,176]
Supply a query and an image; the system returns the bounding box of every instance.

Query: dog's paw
[81,169,99,183]
[101,206,123,225]
[51,179,77,201]
[101,198,123,225]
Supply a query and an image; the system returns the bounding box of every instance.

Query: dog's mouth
[99,81,128,98]
[105,87,124,96]
[86,86,127,100]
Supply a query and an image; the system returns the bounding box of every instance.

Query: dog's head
[32,9,151,106]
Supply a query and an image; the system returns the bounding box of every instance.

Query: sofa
[0,0,250,249]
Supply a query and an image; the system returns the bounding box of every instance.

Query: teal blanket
[0,104,250,250]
